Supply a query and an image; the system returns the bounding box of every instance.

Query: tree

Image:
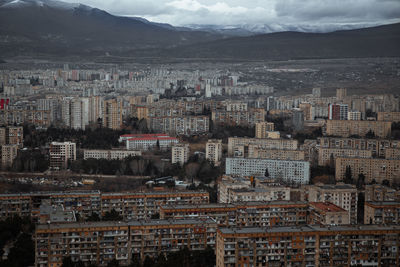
[382,179,390,186]
[102,209,123,221]
[107,259,120,267]
[264,167,269,177]
[344,166,353,184]
[61,257,75,267]
[142,256,155,267]
[87,212,101,222]
[357,173,366,189]
[365,130,375,139]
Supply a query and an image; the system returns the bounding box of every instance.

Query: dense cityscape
[1,0,400,267]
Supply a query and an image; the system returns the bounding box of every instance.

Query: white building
[126,134,178,151]
[83,149,142,160]
[206,139,223,166]
[225,158,310,184]
[171,144,189,166]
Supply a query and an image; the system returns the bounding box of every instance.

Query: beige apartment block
[335,157,400,185]
[326,120,392,138]
[318,147,372,166]
[255,122,275,138]
[385,148,400,159]
[1,144,18,168]
[171,143,189,166]
[228,137,298,157]
[377,111,400,122]
[206,139,223,166]
[249,146,305,161]
[304,183,358,224]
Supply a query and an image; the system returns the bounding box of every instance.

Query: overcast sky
[64,0,400,29]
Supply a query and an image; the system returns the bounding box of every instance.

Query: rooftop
[310,202,346,212]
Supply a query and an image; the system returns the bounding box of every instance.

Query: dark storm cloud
[63,0,400,29]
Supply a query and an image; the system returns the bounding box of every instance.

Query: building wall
[216,225,400,267]
[318,148,372,166]
[335,157,400,184]
[326,120,392,138]
[225,158,310,184]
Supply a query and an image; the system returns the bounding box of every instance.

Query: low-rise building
[308,202,350,225]
[125,134,178,151]
[83,149,142,160]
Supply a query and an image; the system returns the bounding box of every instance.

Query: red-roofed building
[308,202,350,225]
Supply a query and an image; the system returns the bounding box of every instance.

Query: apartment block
[226,158,310,184]
[255,122,275,138]
[83,149,142,160]
[0,191,209,221]
[100,191,209,220]
[0,109,51,127]
[385,148,400,159]
[5,126,24,147]
[49,141,76,170]
[160,201,308,227]
[171,143,189,166]
[308,202,350,225]
[216,225,400,267]
[304,183,358,224]
[317,147,372,166]
[125,134,178,151]
[318,137,400,158]
[250,147,305,161]
[377,111,400,122]
[364,201,400,225]
[336,88,347,99]
[326,120,391,138]
[206,139,223,166]
[335,157,400,184]
[35,219,217,267]
[218,176,251,203]
[328,103,348,120]
[1,144,18,168]
[103,99,123,130]
[347,110,361,120]
[211,108,265,127]
[148,115,209,135]
[228,187,290,203]
[228,137,298,157]
[365,184,400,201]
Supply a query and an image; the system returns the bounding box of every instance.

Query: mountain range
[0,0,399,60]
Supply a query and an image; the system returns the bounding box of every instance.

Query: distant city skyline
[63,0,400,31]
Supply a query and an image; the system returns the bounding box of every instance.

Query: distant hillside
[0,0,222,57]
[155,23,400,60]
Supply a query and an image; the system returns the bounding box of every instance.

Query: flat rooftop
[310,202,347,212]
